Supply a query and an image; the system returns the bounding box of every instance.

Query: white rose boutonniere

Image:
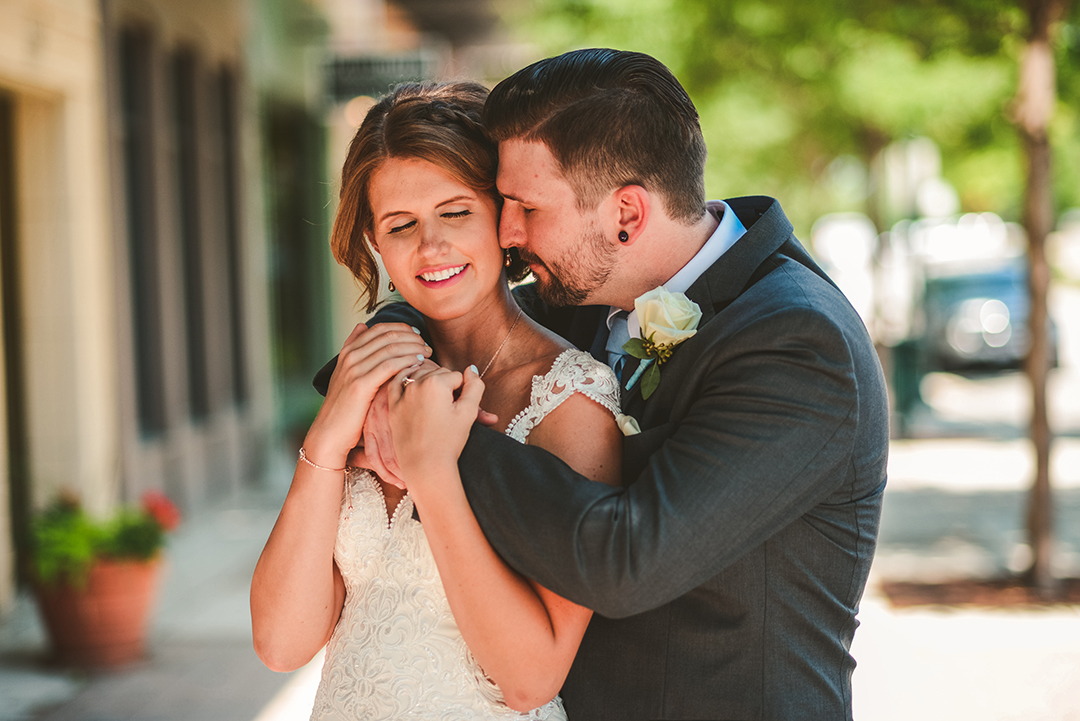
[623,287,702,400]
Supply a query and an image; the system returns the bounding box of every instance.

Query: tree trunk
[1014,0,1070,598]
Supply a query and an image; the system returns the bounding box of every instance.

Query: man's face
[496,139,616,306]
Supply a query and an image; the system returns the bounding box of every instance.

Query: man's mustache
[516,249,545,269]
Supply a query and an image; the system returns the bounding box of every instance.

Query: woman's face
[368,156,503,322]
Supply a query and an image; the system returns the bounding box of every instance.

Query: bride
[250,81,623,719]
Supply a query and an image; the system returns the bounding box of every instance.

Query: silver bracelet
[298,448,346,473]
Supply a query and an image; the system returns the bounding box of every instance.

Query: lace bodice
[310,349,620,720]
[504,349,621,443]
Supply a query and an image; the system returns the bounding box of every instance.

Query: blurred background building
[0,0,524,615]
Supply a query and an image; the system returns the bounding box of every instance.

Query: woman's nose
[418,225,447,256]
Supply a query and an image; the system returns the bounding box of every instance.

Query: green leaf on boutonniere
[622,337,651,359]
[641,361,662,399]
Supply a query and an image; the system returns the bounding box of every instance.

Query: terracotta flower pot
[33,557,163,669]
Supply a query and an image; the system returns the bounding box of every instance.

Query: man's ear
[612,185,649,245]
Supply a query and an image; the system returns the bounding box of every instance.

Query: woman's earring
[504,249,513,268]
[388,280,395,292]
[618,231,629,243]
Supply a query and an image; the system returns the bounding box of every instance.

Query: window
[119,28,166,436]
[218,67,247,406]
[172,49,210,420]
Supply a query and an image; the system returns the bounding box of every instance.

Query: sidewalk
[853,437,1080,721]
[2,439,1080,720]
[0,477,302,721]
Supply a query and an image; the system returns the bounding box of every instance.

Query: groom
[318,49,889,720]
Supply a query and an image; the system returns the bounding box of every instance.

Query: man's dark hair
[484,48,707,225]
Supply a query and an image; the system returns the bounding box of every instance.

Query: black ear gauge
[618,231,629,243]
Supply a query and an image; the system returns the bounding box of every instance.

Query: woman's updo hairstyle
[331,81,529,312]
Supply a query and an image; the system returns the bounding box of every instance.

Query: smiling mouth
[418,264,467,282]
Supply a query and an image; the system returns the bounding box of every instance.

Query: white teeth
[420,265,466,282]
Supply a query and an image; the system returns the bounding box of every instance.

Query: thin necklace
[479,309,523,379]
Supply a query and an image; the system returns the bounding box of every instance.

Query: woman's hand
[304,322,431,470]
[387,364,484,484]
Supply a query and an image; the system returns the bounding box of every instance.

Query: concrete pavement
[0,471,303,721]
[3,427,1080,719]
[853,436,1080,721]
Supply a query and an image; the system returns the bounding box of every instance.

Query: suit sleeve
[457,303,861,618]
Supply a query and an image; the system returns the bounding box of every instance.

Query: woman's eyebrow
[377,209,411,223]
[435,194,474,207]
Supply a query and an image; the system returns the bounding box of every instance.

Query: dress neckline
[351,469,414,531]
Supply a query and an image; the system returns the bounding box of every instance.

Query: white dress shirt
[607,199,747,338]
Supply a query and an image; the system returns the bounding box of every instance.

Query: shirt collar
[607,200,746,333]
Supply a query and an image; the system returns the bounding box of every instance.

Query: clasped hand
[361,364,499,490]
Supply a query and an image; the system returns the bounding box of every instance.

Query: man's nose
[499,203,524,249]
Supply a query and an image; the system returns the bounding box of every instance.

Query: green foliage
[99,510,166,562]
[641,362,661,400]
[622,337,651,360]
[834,34,1014,140]
[30,501,103,588]
[31,495,172,588]
[516,0,1080,234]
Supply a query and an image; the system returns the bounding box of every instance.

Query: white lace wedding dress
[309,349,621,721]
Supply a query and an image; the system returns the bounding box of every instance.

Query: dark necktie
[605,311,631,381]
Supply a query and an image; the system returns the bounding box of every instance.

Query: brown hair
[331,81,528,312]
[484,49,707,225]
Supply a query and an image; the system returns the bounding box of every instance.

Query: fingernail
[424,345,432,353]
[411,327,422,335]
[416,354,425,362]
[468,364,479,375]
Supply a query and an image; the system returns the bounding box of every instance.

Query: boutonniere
[622,287,702,400]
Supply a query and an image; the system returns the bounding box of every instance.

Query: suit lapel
[684,196,792,321]
[622,196,793,412]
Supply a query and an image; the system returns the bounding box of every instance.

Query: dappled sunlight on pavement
[853,584,1080,721]
[889,437,1080,492]
[854,399,1080,719]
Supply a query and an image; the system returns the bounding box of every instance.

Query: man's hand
[388,364,485,482]
[363,382,407,489]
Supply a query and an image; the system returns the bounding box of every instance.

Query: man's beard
[520,224,616,307]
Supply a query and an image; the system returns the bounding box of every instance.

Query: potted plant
[29,489,181,669]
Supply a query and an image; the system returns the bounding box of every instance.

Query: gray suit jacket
[454,197,889,720]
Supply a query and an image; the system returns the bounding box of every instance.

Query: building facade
[0,0,315,611]
[0,0,515,614]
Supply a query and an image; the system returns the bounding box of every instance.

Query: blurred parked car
[920,260,1059,372]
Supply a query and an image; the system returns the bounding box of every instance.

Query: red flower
[141,491,181,532]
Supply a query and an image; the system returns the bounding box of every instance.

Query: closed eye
[388,220,416,234]
[442,209,471,219]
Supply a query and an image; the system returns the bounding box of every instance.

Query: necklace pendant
[478,309,523,380]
